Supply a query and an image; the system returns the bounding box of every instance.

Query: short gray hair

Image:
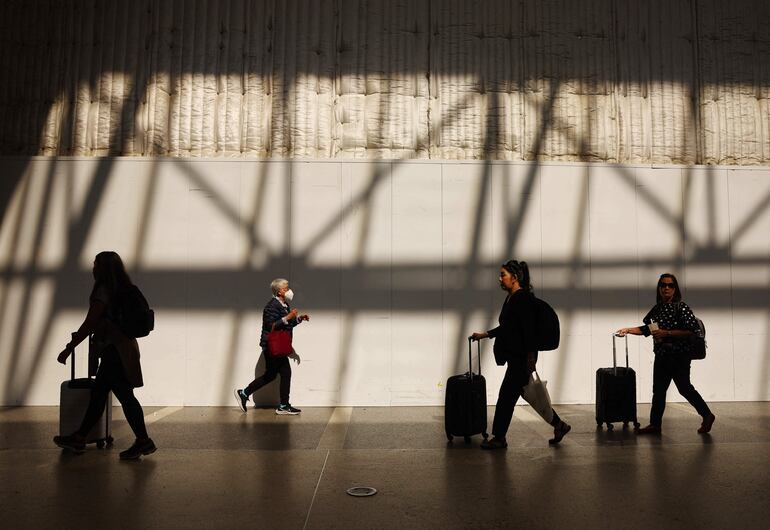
[270,278,289,295]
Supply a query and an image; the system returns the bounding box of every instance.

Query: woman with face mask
[235,278,310,415]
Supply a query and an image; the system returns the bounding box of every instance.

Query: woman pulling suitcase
[53,251,156,460]
[616,273,715,435]
[470,260,571,449]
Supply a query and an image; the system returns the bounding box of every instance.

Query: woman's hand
[286,309,298,321]
[57,345,73,364]
[469,332,488,342]
[615,328,629,337]
[651,329,670,339]
[298,314,310,322]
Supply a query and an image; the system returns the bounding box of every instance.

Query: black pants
[650,352,712,427]
[78,347,148,439]
[492,353,562,438]
[244,349,291,405]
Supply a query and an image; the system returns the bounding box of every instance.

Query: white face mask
[284,289,294,302]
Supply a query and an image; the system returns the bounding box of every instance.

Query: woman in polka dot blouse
[616,273,715,435]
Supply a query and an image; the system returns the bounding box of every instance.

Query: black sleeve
[677,302,700,334]
[642,306,656,325]
[637,306,658,336]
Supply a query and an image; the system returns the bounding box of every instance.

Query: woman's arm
[57,300,107,363]
[650,328,693,340]
[264,302,298,331]
[471,325,500,341]
[615,326,645,337]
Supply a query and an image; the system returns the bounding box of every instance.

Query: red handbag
[266,323,293,357]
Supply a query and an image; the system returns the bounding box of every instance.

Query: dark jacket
[487,289,538,366]
[259,297,301,349]
[642,301,700,356]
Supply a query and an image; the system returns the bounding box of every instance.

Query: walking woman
[54,251,156,460]
[234,278,309,415]
[471,260,571,449]
[616,273,715,435]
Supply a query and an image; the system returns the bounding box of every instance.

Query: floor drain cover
[346,486,378,497]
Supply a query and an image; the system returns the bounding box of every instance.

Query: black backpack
[688,314,707,360]
[674,302,707,360]
[112,285,155,338]
[533,296,560,351]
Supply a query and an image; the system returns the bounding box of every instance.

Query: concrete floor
[1,402,768,529]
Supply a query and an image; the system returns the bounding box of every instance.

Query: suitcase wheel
[633,422,641,430]
[106,436,114,446]
[464,436,471,444]
[606,423,614,431]
[482,432,489,440]
[97,440,105,449]
[446,433,454,442]
[622,422,629,430]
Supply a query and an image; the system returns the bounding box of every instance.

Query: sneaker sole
[480,443,507,450]
[234,389,248,413]
[56,442,86,454]
[275,410,300,415]
[120,446,157,460]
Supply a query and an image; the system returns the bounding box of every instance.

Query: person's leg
[111,376,149,440]
[671,355,715,432]
[277,357,292,405]
[648,354,674,428]
[75,351,119,437]
[112,370,157,459]
[491,361,528,439]
[548,408,572,444]
[243,353,279,395]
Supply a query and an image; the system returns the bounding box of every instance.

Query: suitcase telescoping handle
[467,337,482,379]
[612,333,629,375]
[68,333,90,381]
[69,338,77,381]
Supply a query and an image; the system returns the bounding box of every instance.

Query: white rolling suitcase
[59,338,113,448]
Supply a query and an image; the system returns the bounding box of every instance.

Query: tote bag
[521,371,554,424]
[267,323,293,357]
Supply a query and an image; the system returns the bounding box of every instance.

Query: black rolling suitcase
[445,338,489,443]
[59,337,113,448]
[596,334,640,431]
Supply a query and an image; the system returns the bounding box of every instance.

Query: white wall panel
[0,158,768,406]
[728,169,770,401]
[539,165,593,404]
[390,163,444,404]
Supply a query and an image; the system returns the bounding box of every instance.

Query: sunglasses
[658,282,675,289]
